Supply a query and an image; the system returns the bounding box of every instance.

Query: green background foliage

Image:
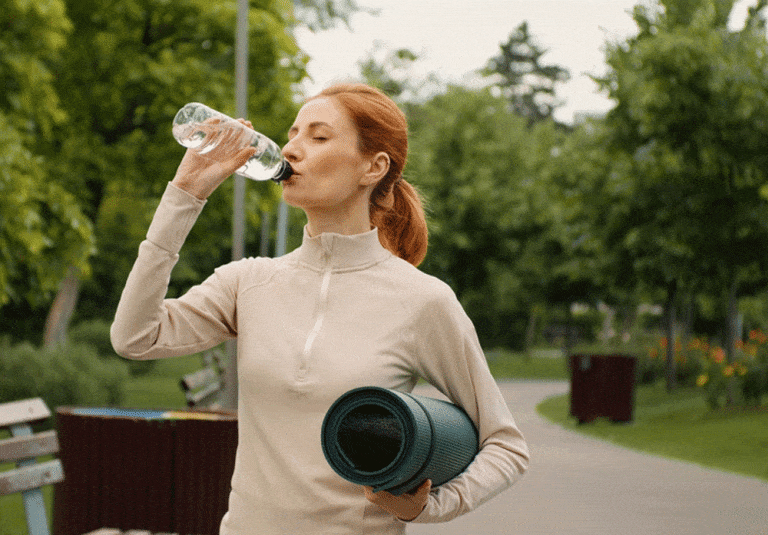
[2,0,768,396]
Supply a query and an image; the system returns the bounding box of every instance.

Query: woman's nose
[282,138,300,162]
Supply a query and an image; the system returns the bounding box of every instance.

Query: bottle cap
[273,161,294,183]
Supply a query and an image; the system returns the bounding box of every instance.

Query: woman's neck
[304,204,372,237]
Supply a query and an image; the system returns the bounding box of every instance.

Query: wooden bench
[179,349,226,409]
[0,397,64,535]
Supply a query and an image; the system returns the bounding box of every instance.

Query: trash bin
[53,407,237,535]
[569,354,636,424]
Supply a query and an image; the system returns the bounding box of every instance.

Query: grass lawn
[121,353,204,408]
[537,381,768,481]
[487,347,569,380]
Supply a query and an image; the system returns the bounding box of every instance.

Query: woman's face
[281,97,376,214]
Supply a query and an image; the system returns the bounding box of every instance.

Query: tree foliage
[0,0,94,308]
[483,21,570,125]
[1,0,363,341]
[408,86,572,348]
[594,0,768,390]
[598,0,768,307]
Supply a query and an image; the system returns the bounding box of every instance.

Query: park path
[408,381,768,535]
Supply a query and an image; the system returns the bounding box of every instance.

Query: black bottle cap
[272,161,294,183]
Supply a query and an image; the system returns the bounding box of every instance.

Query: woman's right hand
[171,118,258,200]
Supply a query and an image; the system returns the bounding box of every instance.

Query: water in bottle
[172,102,293,182]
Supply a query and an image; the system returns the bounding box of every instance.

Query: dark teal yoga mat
[321,387,479,495]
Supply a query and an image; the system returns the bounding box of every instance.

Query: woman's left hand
[363,479,432,521]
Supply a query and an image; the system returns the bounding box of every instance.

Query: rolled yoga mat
[321,387,479,495]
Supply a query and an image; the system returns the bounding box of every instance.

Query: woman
[111,83,529,534]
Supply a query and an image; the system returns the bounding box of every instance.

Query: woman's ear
[361,152,391,187]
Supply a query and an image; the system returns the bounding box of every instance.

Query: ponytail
[312,83,429,267]
[370,178,428,267]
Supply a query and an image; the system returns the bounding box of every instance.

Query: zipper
[298,250,333,380]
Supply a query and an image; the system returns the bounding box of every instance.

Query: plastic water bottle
[172,102,293,182]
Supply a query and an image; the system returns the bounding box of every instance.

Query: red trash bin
[569,354,636,424]
[53,407,237,535]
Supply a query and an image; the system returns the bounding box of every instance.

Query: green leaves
[0,112,94,307]
[0,0,317,317]
[482,21,570,125]
[600,0,768,305]
[1,0,71,138]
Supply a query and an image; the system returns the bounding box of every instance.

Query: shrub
[0,340,129,410]
[69,318,155,376]
[695,331,768,408]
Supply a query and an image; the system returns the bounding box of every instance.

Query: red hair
[310,83,428,266]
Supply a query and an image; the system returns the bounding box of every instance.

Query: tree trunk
[725,278,739,405]
[563,306,575,360]
[524,304,541,362]
[665,292,677,393]
[43,266,81,347]
[680,293,694,350]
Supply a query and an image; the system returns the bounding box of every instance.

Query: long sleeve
[407,282,530,523]
[110,183,238,360]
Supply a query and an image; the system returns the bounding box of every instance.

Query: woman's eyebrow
[288,121,332,137]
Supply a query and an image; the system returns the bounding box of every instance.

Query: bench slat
[0,398,50,427]
[0,430,59,462]
[180,367,219,391]
[187,381,222,405]
[0,459,64,495]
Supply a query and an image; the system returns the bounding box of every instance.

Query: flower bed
[645,332,768,409]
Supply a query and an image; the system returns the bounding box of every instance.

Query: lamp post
[221,0,249,411]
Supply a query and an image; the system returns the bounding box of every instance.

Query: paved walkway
[408,381,768,535]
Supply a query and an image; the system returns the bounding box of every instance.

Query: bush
[69,318,155,376]
[0,340,129,410]
[69,318,115,357]
[695,331,768,408]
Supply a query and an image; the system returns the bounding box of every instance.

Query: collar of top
[295,226,392,272]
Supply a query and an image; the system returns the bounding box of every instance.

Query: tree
[2,0,366,344]
[0,0,94,312]
[357,44,442,102]
[408,85,561,348]
[597,0,768,392]
[483,22,570,126]
[48,0,309,344]
[292,0,371,31]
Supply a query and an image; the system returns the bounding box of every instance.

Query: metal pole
[260,210,271,257]
[276,201,289,257]
[222,0,249,411]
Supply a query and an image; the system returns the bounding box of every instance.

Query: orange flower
[696,374,709,387]
[723,365,735,378]
[710,347,726,364]
[660,337,668,349]
[752,329,768,344]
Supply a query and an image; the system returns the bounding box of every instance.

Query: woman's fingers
[171,119,257,199]
[363,479,432,521]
